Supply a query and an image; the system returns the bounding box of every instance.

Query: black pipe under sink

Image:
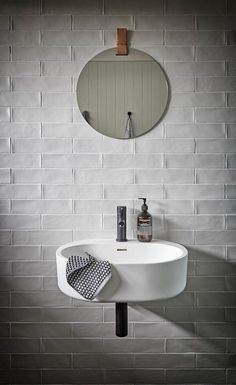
[115,302,128,337]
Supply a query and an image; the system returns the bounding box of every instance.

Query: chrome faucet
[116,206,127,242]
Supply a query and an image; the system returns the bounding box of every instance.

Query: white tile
[103,154,163,168]
[135,139,194,153]
[74,200,133,214]
[12,200,72,214]
[166,124,225,138]
[0,139,10,153]
[104,0,163,14]
[197,16,236,30]
[73,15,132,30]
[0,62,40,76]
[196,231,236,245]
[163,107,194,123]
[0,169,10,183]
[165,62,225,76]
[226,215,236,230]
[104,184,163,199]
[228,124,236,138]
[0,231,11,245]
[42,123,98,138]
[73,138,133,154]
[135,15,194,30]
[196,139,236,153]
[12,139,72,153]
[196,169,236,184]
[42,61,84,76]
[12,169,73,184]
[0,215,40,229]
[42,0,102,15]
[13,15,71,30]
[43,31,103,46]
[0,77,10,91]
[166,31,224,45]
[13,46,71,61]
[165,185,224,199]
[0,108,10,122]
[171,92,225,107]
[0,47,10,61]
[73,230,115,240]
[135,169,194,184]
[166,0,225,15]
[197,46,236,61]
[196,108,236,123]
[43,185,103,199]
[196,77,236,92]
[12,230,73,245]
[166,154,225,168]
[42,92,77,108]
[0,185,41,199]
[196,200,236,214]
[0,123,41,138]
[0,200,10,214]
[13,77,72,92]
[42,154,101,168]
[169,77,195,92]
[0,154,40,167]
[164,215,224,230]
[75,169,134,184]
[141,46,194,61]
[42,214,102,230]
[228,154,236,168]
[0,245,41,260]
[0,31,40,45]
[227,185,236,199]
[0,0,40,15]
[12,108,73,123]
[0,92,40,107]
[0,16,10,29]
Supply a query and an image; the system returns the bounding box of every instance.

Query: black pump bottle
[137,198,152,242]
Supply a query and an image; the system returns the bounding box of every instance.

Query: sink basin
[56,239,188,303]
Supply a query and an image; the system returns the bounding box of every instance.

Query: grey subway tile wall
[0,0,235,384]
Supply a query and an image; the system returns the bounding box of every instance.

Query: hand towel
[66,251,112,300]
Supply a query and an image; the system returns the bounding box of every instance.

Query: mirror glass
[77,48,169,139]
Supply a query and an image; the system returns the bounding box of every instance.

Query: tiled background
[0,0,236,384]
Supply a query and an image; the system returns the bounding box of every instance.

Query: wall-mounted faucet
[116,206,127,242]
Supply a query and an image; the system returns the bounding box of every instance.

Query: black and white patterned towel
[66,251,112,300]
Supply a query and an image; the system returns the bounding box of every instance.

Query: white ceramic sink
[56,239,188,303]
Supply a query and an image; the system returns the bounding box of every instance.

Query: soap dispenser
[137,198,152,242]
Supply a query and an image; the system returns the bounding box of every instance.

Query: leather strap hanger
[116,28,128,55]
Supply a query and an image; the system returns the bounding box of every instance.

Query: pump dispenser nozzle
[139,197,148,211]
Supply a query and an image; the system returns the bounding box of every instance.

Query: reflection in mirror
[77,48,169,139]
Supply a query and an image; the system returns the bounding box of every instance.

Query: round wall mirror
[76,48,169,139]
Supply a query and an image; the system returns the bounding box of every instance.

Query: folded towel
[66,251,112,300]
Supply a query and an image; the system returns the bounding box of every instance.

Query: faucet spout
[116,206,127,242]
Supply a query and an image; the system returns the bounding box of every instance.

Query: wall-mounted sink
[56,239,188,303]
